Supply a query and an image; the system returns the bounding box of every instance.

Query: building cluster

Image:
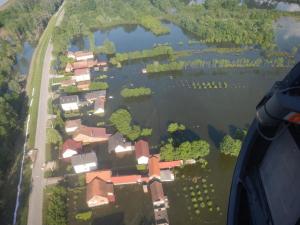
[56,50,181,225]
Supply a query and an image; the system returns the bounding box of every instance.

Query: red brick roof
[135,140,150,159]
[74,51,93,58]
[86,170,112,184]
[86,177,114,202]
[75,125,111,138]
[150,181,164,202]
[74,68,90,76]
[159,160,183,169]
[111,175,141,184]
[62,139,82,152]
[148,155,160,178]
[72,60,97,70]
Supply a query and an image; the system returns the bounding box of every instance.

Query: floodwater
[15,42,35,75]
[67,20,299,225]
[246,0,300,11]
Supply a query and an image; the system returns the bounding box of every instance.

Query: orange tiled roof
[86,170,112,184]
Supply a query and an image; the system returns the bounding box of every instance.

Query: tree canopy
[219,135,242,157]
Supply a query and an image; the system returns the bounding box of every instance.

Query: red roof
[135,140,150,159]
[75,125,111,138]
[72,60,97,70]
[159,160,183,169]
[74,51,94,58]
[148,155,160,178]
[86,177,114,201]
[86,170,112,184]
[111,175,141,184]
[74,68,90,76]
[62,139,82,152]
[150,181,164,202]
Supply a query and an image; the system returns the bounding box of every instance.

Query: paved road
[27,4,64,225]
[27,41,53,225]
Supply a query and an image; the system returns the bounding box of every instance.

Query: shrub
[75,211,92,221]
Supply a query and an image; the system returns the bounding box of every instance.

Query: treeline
[145,57,293,73]
[121,87,152,98]
[109,46,173,65]
[170,0,280,49]
[0,0,63,223]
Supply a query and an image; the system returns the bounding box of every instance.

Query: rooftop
[86,170,112,184]
[59,95,79,104]
[74,125,111,138]
[74,68,90,76]
[135,140,150,159]
[65,119,81,128]
[86,177,114,201]
[111,175,142,184]
[62,139,82,152]
[108,132,132,153]
[149,180,165,202]
[94,97,105,110]
[159,160,182,169]
[84,90,106,101]
[149,155,160,178]
[71,151,97,166]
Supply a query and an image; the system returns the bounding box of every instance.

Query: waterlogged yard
[46,10,300,225]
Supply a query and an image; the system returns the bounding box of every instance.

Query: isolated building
[60,95,79,112]
[71,151,98,173]
[62,139,82,159]
[108,132,134,153]
[86,177,115,207]
[65,119,81,133]
[72,68,91,82]
[73,125,111,144]
[135,140,150,164]
[149,155,161,180]
[94,97,105,114]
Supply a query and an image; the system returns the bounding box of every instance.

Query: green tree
[220,135,242,157]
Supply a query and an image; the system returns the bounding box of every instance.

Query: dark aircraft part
[228,63,300,225]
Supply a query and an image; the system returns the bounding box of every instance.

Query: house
[71,151,98,173]
[73,125,111,144]
[77,80,91,90]
[72,68,91,82]
[67,51,76,60]
[149,155,161,180]
[74,51,94,61]
[61,79,76,87]
[158,160,183,169]
[84,90,106,103]
[72,60,97,70]
[65,62,73,72]
[86,170,112,183]
[108,132,134,153]
[86,177,115,207]
[111,175,142,185]
[65,119,81,133]
[135,140,150,164]
[60,95,79,112]
[94,97,105,114]
[160,170,174,182]
[149,181,167,207]
[62,139,82,159]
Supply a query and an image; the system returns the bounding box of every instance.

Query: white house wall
[63,149,78,158]
[61,103,79,111]
[74,162,97,173]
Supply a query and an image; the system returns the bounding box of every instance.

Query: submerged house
[73,125,111,144]
[62,139,82,159]
[60,95,79,112]
[108,132,134,153]
[86,177,115,207]
[67,51,94,61]
[94,97,105,114]
[65,119,81,133]
[135,140,150,165]
[72,68,91,82]
[149,155,161,181]
[71,151,98,174]
[84,90,106,103]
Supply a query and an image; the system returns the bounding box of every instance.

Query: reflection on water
[247,0,300,11]
[275,17,300,51]
[15,42,35,75]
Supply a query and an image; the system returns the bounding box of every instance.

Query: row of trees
[120,87,152,98]
[109,46,173,65]
[0,0,63,223]
[109,109,152,141]
[46,186,67,225]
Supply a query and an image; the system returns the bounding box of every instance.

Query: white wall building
[60,95,79,112]
[71,152,98,173]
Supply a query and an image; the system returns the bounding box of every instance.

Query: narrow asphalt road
[27,41,52,225]
[27,3,64,225]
